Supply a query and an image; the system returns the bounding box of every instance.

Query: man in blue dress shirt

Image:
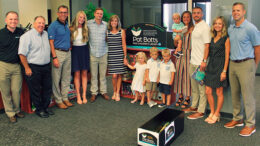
[48,5,73,109]
[224,2,260,137]
[19,16,54,118]
[88,8,110,102]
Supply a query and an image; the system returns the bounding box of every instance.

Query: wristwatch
[53,56,57,60]
[203,59,207,63]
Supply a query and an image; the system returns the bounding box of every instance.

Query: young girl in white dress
[126,52,147,105]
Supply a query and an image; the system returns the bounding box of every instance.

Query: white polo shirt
[191,20,211,65]
[159,60,175,85]
[146,58,160,82]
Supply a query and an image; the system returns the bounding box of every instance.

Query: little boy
[145,47,160,108]
[157,49,175,108]
[172,13,186,57]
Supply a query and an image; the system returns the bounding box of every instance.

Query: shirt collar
[162,60,172,64]
[150,58,156,62]
[232,19,247,28]
[4,25,19,34]
[57,18,68,25]
[32,28,45,36]
[195,20,205,27]
[92,19,104,25]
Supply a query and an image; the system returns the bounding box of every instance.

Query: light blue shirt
[18,28,50,65]
[87,19,108,57]
[172,22,184,39]
[228,19,260,60]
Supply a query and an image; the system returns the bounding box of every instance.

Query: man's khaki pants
[0,61,22,117]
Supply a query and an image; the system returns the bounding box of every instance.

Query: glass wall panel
[123,0,161,28]
[163,3,187,31]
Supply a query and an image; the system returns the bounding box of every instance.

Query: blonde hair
[172,13,180,19]
[162,49,171,56]
[136,52,147,63]
[70,11,88,43]
[149,47,159,54]
[108,15,122,31]
[211,16,227,38]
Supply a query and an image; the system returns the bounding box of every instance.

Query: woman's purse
[192,66,205,86]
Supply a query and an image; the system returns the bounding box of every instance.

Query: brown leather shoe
[63,100,73,107]
[239,126,256,137]
[224,120,244,128]
[10,116,17,123]
[16,112,25,118]
[102,93,110,100]
[56,102,68,109]
[90,95,96,103]
[182,107,197,113]
[187,112,204,120]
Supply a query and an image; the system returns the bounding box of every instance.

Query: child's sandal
[175,97,184,107]
[181,98,190,108]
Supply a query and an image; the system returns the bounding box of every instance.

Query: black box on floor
[138,108,184,146]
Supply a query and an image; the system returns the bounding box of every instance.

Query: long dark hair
[181,11,194,30]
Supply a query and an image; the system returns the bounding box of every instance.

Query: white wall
[18,0,47,27]
[49,0,70,23]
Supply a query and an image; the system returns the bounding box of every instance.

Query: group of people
[0,2,259,137]
[172,2,259,137]
[0,6,124,121]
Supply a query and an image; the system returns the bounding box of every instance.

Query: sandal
[181,98,190,108]
[175,96,184,107]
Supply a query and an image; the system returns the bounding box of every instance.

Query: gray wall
[248,0,260,73]
[211,0,248,27]
[0,0,19,28]
[71,0,98,20]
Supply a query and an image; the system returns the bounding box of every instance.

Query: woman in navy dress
[204,16,230,124]
[70,11,90,104]
[107,15,127,101]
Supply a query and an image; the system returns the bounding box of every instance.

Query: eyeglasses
[58,12,68,14]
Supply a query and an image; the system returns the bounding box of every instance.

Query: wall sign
[126,23,167,49]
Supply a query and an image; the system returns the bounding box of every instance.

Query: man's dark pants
[22,63,52,113]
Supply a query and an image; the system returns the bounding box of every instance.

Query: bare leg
[74,71,82,104]
[147,90,151,103]
[177,39,182,51]
[215,87,224,117]
[115,74,122,101]
[206,86,215,115]
[140,92,145,105]
[81,70,88,104]
[131,91,139,103]
[166,94,171,106]
[161,93,166,104]
[112,74,118,100]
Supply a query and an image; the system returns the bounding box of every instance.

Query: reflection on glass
[163,3,187,31]
[193,2,211,25]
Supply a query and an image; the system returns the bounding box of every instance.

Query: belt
[55,48,69,52]
[231,58,254,63]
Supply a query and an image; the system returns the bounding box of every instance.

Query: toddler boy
[157,49,175,107]
[145,47,160,107]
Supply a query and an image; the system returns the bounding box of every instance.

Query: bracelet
[223,70,227,73]
[203,59,207,63]
[53,56,57,60]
